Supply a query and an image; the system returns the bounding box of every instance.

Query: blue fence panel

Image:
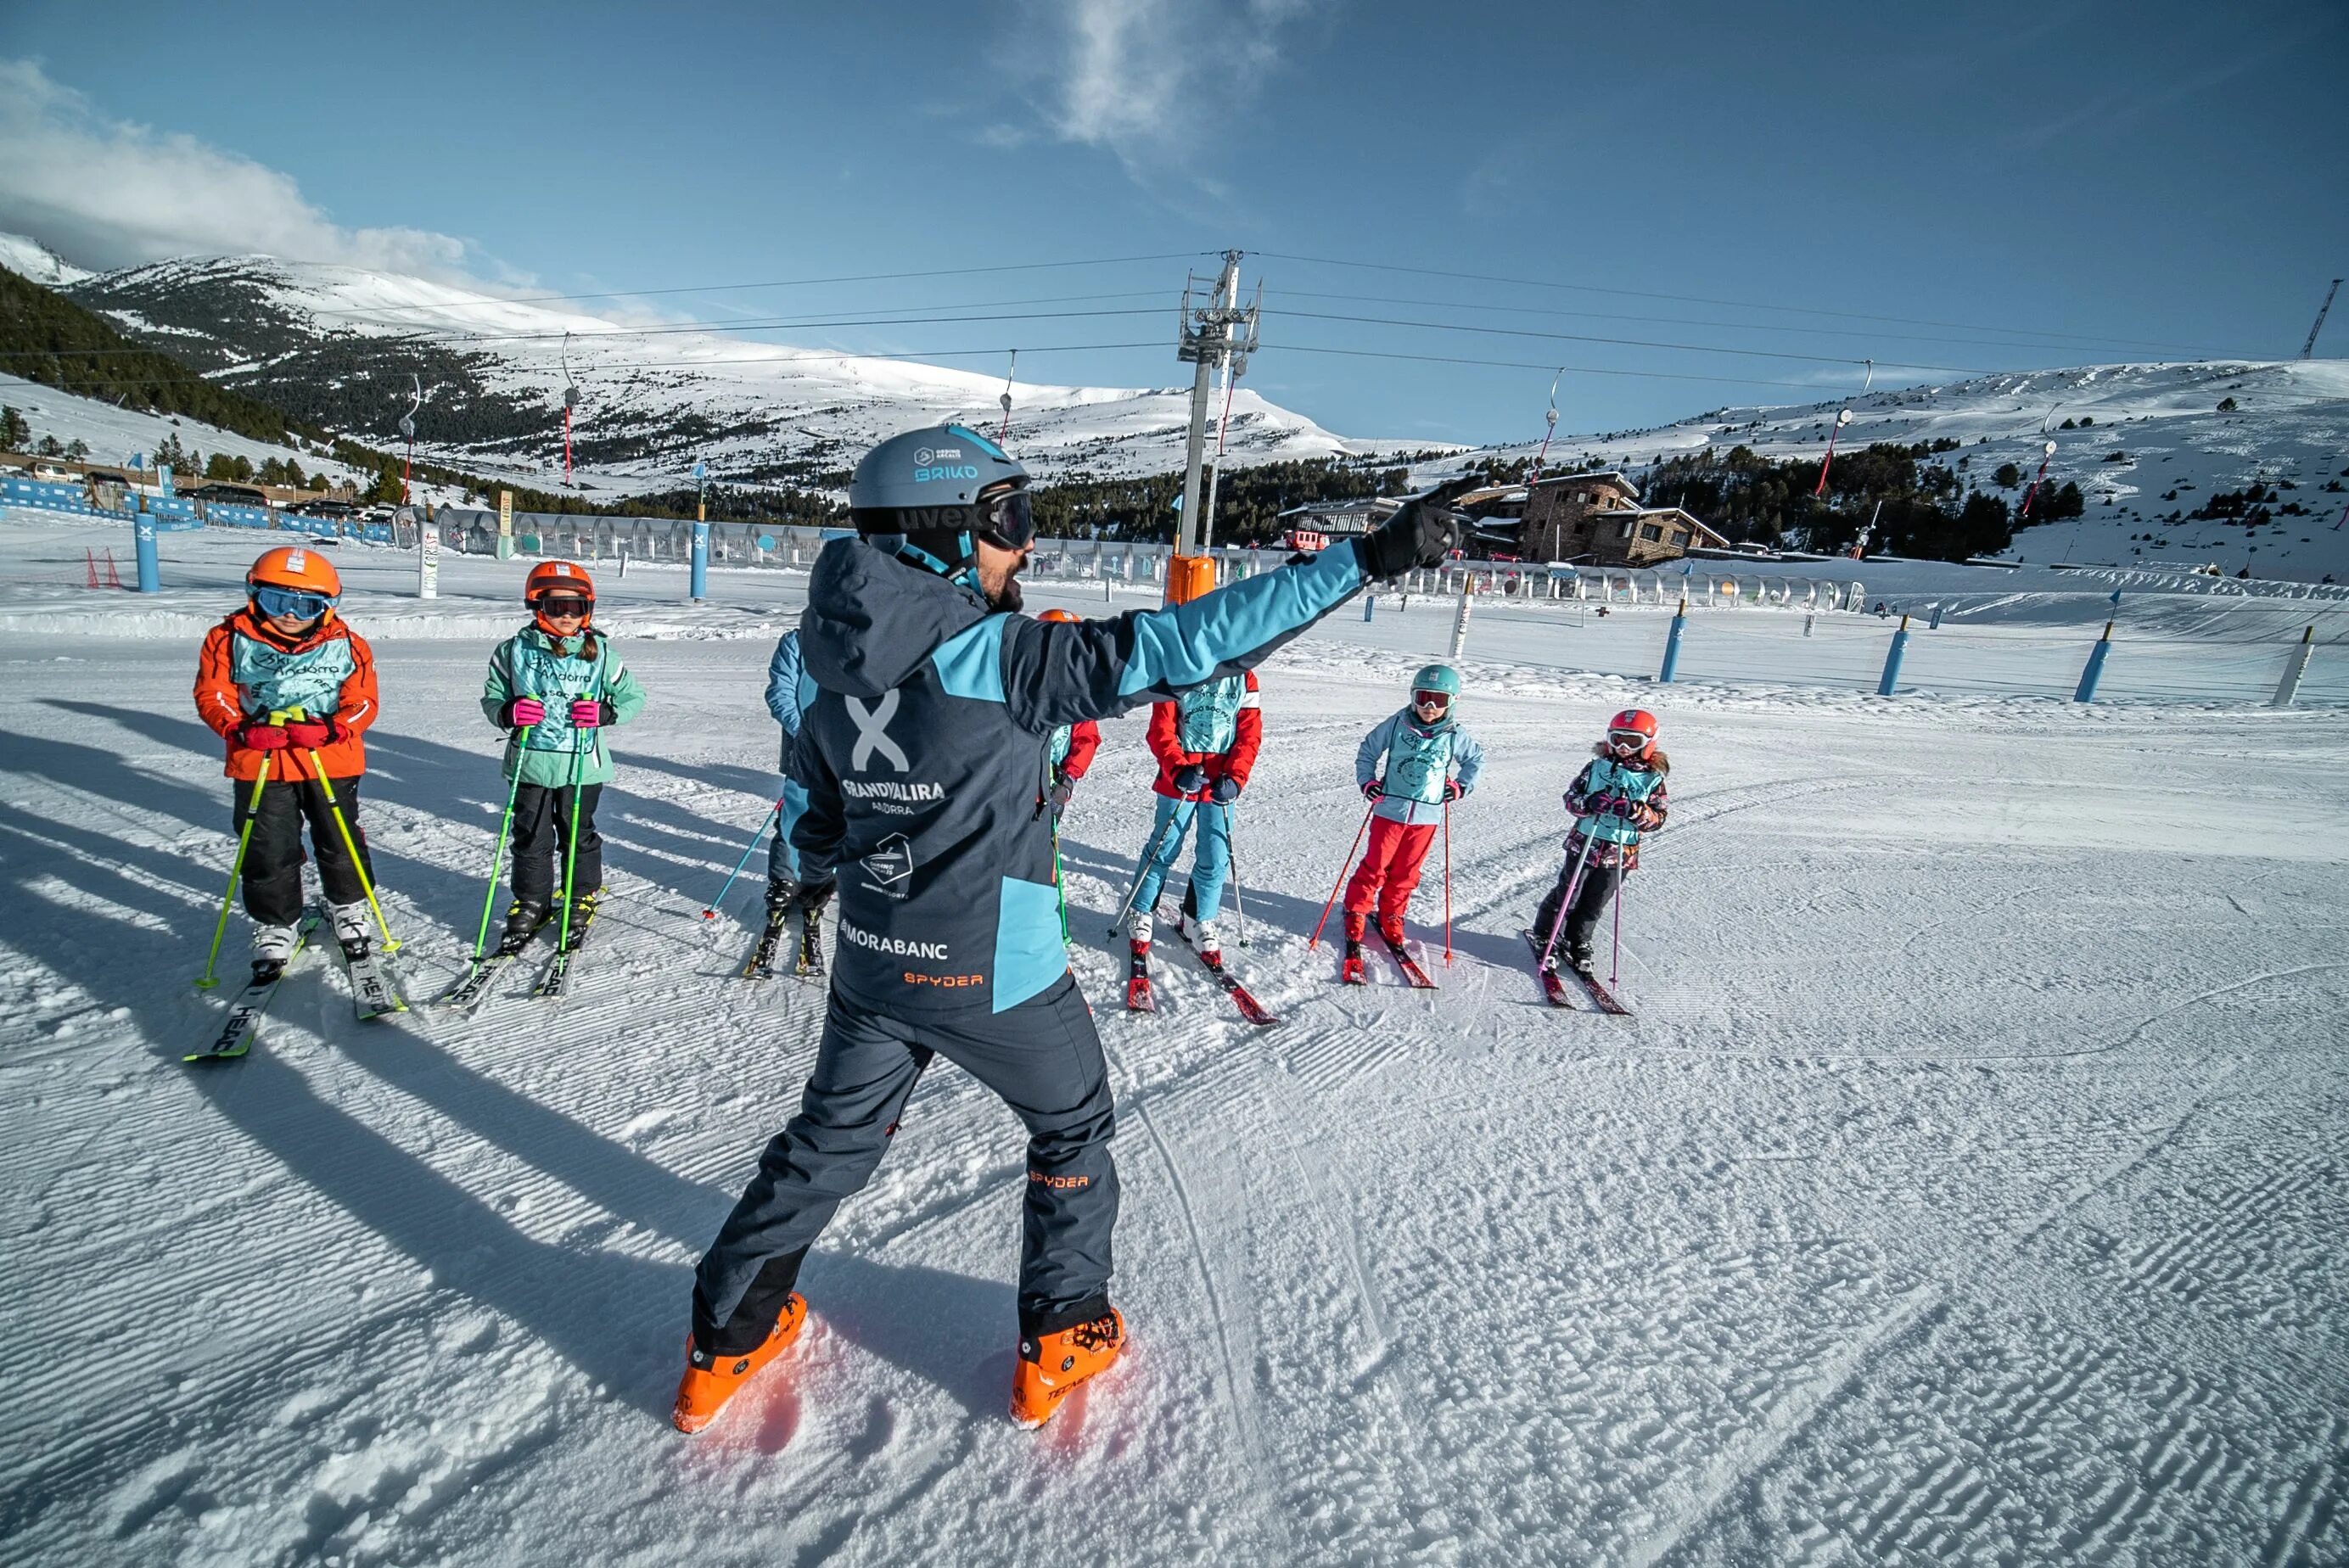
[3,478,99,515]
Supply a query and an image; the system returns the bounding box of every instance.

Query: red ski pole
[1309,801,1376,949]
[1441,798,1454,966]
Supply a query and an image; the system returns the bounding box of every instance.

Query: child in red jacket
[1119,669,1260,964]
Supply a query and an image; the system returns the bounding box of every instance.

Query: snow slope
[0,372,380,496]
[1429,361,2349,584]
[0,232,91,288]
[0,523,2345,1564]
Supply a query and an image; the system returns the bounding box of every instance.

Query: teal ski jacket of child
[481,624,648,787]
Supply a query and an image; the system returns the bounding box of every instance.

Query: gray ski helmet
[849,423,1028,528]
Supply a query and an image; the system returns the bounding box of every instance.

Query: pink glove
[507,697,545,728]
[570,698,606,729]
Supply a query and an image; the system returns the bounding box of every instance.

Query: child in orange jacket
[193,546,383,976]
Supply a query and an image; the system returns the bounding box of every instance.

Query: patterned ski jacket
[193,607,379,781]
[480,624,648,787]
[1145,670,1262,799]
[765,629,821,769]
[791,534,1374,1018]
[1356,708,1485,826]
[1564,748,1671,871]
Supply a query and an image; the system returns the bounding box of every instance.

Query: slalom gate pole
[704,798,784,920]
[1108,809,1185,940]
[306,745,400,953]
[1442,799,1454,966]
[1221,801,1249,948]
[1308,801,1376,949]
[1537,826,1601,972]
[195,753,274,988]
[556,692,594,951]
[469,729,534,960]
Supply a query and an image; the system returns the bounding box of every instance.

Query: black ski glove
[1172,763,1208,796]
[1354,478,1477,580]
[1048,779,1075,813]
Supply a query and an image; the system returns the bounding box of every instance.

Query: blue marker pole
[1658,599,1688,682]
[1876,613,1910,695]
[133,512,160,592]
[1362,594,1376,622]
[2074,620,2113,703]
[690,459,710,602]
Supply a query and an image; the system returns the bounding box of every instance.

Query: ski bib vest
[1048,724,1074,772]
[1381,719,1460,806]
[229,627,356,720]
[1174,674,1247,754]
[509,633,607,753]
[1579,757,1665,846]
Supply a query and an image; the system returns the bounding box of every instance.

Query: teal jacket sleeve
[599,642,647,725]
[480,636,517,728]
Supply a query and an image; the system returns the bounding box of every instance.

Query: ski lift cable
[1253,249,2217,357]
[294,252,1219,322]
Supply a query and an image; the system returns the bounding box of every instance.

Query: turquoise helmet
[1410,663,1461,705]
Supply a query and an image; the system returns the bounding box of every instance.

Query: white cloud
[1013,0,1324,181]
[0,59,488,280]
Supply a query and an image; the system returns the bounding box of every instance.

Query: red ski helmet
[1606,708,1659,759]
[524,559,596,605]
[1037,608,1082,624]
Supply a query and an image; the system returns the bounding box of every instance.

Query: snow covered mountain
[49,248,1400,501]
[1427,361,2349,582]
[0,232,92,288]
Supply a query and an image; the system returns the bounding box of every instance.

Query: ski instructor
[675,423,1469,1433]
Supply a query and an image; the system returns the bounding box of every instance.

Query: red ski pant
[1343,815,1437,936]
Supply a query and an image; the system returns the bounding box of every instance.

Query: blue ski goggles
[974,484,1035,552]
[251,585,336,621]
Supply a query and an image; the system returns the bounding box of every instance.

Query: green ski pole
[196,750,275,989]
[556,686,599,952]
[469,725,534,960]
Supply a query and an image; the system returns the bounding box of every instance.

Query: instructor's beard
[976,543,1028,613]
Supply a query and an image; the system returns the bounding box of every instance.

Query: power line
[1254,249,2213,357]
[1268,287,2225,360]
[283,252,1216,321]
[1267,308,1984,375]
[1265,341,1877,394]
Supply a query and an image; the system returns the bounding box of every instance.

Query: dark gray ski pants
[692,972,1118,1355]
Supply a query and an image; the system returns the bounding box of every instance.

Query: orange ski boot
[671,1292,807,1434]
[1010,1307,1126,1429]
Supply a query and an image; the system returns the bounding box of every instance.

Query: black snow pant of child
[692,972,1119,1356]
[509,782,603,907]
[233,776,373,925]
[1533,842,1623,965]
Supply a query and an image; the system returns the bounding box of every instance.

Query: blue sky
[1,0,2343,447]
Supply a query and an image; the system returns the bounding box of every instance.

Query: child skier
[761,627,832,972]
[193,546,385,975]
[1343,663,1483,978]
[1037,610,1101,819]
[480,562,646,953]
[1124,667,1260,966]
[1531,708,1668,977]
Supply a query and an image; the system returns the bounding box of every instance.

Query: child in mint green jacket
[480,562,647,949]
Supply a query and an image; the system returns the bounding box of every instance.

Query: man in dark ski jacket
[675,423,1468,1434]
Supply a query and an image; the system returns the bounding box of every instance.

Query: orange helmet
[1038,608,1082,624]
[524,560,596,604]
[247,545,342,599]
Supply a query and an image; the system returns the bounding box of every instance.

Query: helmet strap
[876,531,985,596]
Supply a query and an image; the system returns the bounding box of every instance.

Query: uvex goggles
[251,585,335,621]
[975,484,1035,551]
[535,595,591,618]
[1608,729,1649,750]
[1412,689,1452,709]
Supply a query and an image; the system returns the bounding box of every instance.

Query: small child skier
[762,626,833,972]
[1038,610,1101,819]
[1532,708,1669,977]
[1343,663,1483,977]
[1124,667,1260,965]
[480,562,646,953]
[193,546,385,976]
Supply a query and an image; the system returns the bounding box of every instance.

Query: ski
[1124,942,1155,1013]
[533,948,577,1001]
[436,953,513,1013]
[1377,934,1439,990]
[1178,929,1279,1028]
[1522,928,1629,1015]
[186,914,322,1062]
[796,914,825,979]
[343,949,407,1020]
[742,910,789,980]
